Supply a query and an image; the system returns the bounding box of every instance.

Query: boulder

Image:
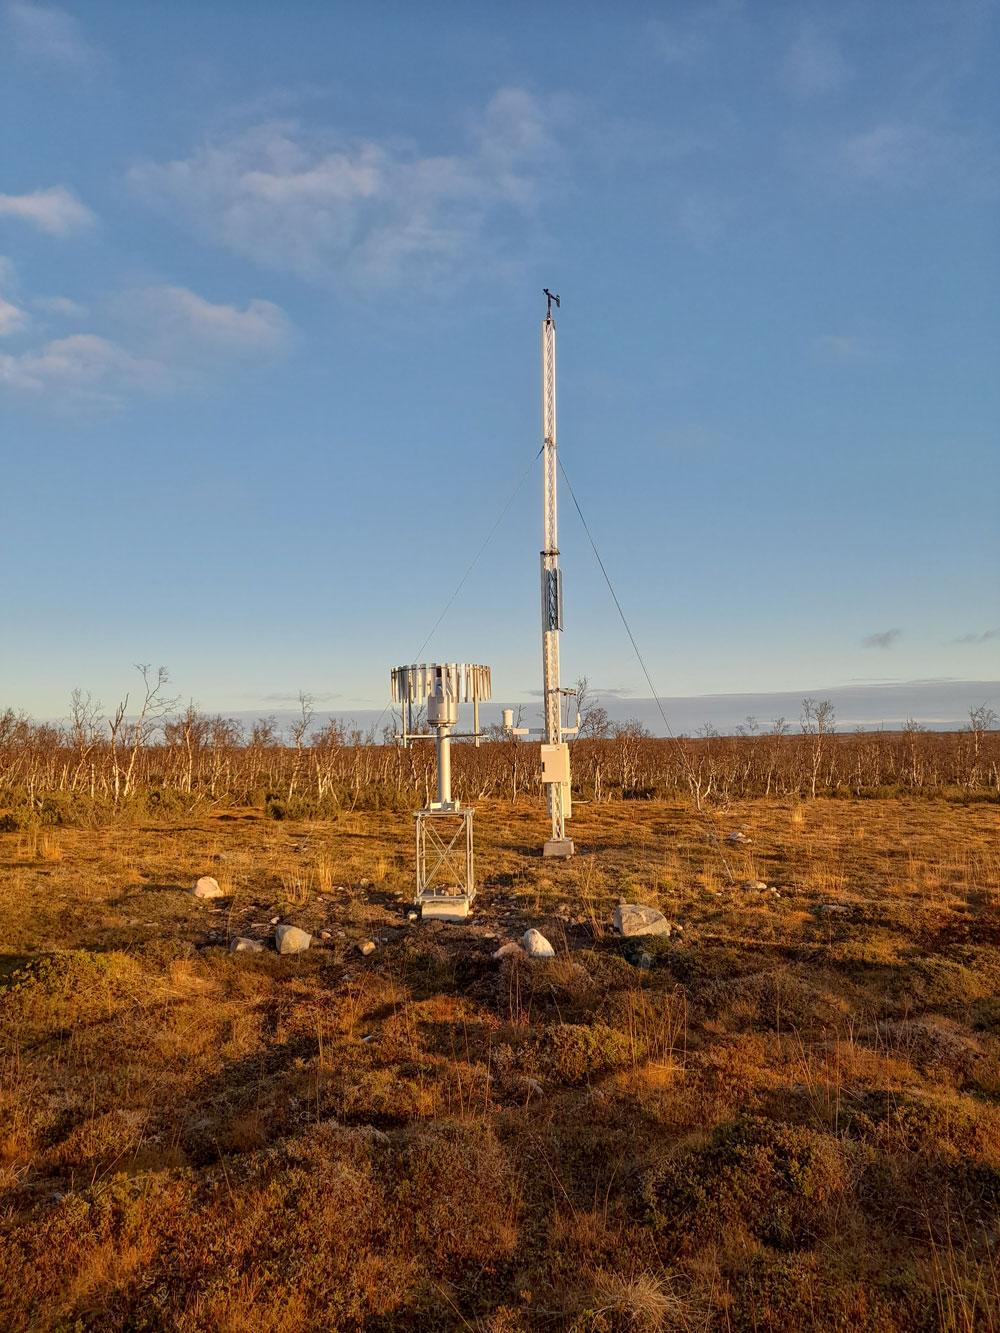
[192,876,224,899]
[521,929,555,958]
[230,937,264,953]
[492,940,525,960]
[613,903,672,938]
[275,924,311,955]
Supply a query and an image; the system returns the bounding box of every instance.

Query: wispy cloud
[33,294,87,319]
[0,284,294,410]
[129,88,568,289]
[647,18,710,68]
[863,628,902,650]
[838,123,953,189]
[784,21,848,97]
[0,333,165,407]
[646,2,738,69]
[953,628,1000,645]
[0,295,26,336]
[123,285,293,360]
[814,333,888,365]
[2,1,102,67]
[0,257,26,336]
[675,189,732,249]
[0,186,96,236]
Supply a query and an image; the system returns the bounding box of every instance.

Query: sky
[1,0,997,735]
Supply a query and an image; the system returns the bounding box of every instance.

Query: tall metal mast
[539,289,575,857]
[503,290,578,854]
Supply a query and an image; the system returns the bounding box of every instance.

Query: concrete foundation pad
[419,896,473,922]
[543,838,575,859]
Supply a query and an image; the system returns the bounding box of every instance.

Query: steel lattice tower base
[415,806,475,920]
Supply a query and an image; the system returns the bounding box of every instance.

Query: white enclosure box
[540,742,570,786]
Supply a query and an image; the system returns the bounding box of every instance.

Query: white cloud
[0,256,26,335]
[3,1,102,67]
[0,333,165,407]
[785,22,847,97]
[0,285,293,409]
[838,124,942,188]
[33,294,87,318]
[0,295,26,336]
[129,88,565,287]
[129,285,293,358]
[0,186,96,236]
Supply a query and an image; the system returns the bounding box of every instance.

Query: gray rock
[492,940,525,960]
[275,924,311,955]
[192,876,224,899]
[613,903,672,938]
[727,830,750,845]
[817,903,850,914]
[358,940,376,956]
[741,880,769,892]
[230,937,264,953]
[521,929,555,958]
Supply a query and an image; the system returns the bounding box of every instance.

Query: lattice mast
[539,289,575,856]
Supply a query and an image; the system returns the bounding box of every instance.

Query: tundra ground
[2,796,999,1330]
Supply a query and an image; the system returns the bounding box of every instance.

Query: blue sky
[1,0,997,731]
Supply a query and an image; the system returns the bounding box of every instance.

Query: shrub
[641,1117,860,1250]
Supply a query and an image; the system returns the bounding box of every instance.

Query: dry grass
[1,795,999,1330]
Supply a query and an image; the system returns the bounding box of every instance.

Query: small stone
[275,924,311,955]
[741,880,768,892]
[817,903,849,913]
[192,876,224,899]
[727,831,750,845]
[359,940,376,956]
[492,940,525,960]
[521,929,555,958]
[270,916,280,925]
[407,911,418,921]
[320,930,332,940]
[613,903,672,938]
[230,937,264,953]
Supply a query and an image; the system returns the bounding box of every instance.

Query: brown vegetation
[0,691,997,830]
[2,793,999,1329]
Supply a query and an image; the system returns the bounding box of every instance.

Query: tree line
[0,669,996,825]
